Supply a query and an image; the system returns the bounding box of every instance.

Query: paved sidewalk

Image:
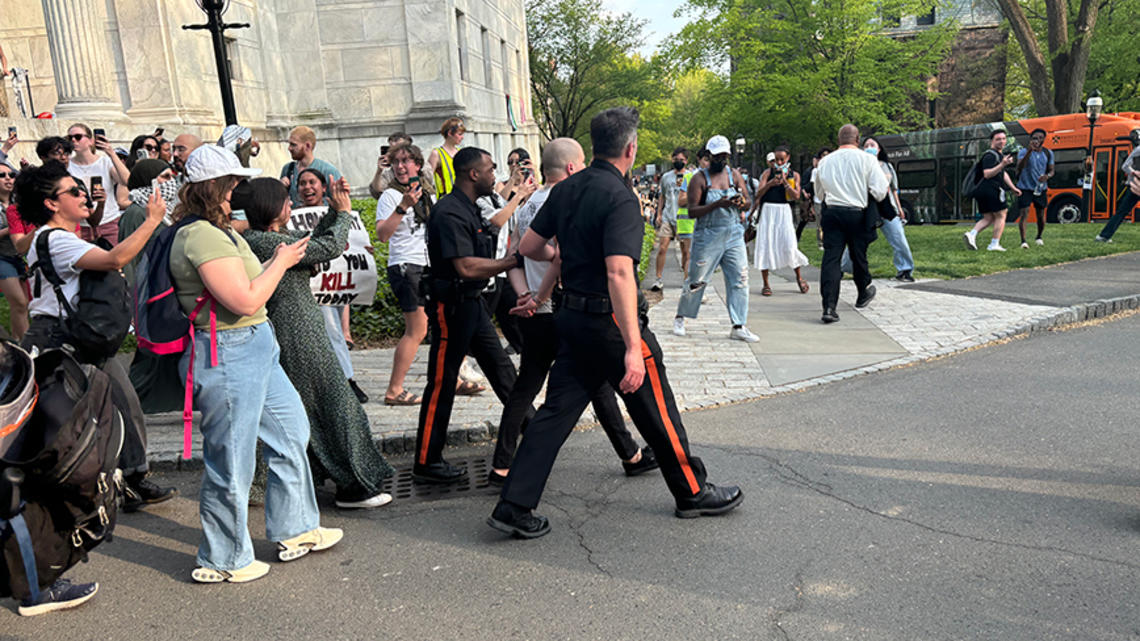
[143,250,1140,463]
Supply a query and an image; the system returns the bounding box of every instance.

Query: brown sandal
[797,279,810,294]
[384,390,421,406]
[761,286,773,296]
[455,380,485,396]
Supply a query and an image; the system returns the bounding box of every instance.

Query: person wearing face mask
[753,145,810,295]
[414,147,527,484]
[840,137,915,282]
[650,147,692,291]
[672,136,758,343]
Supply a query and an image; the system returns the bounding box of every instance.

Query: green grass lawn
[797,221,1140,280]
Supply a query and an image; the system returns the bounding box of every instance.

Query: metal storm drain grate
[383,456,498,503]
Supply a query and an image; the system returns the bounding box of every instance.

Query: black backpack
[0,343,123,601]
[961,149,1000,200]
[31,229,132,364]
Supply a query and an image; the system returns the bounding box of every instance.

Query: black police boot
[622,446,659,477]
[348,379,369,404]
[123,473,177,513]
[674,482,743,518]
[412,460,467,484]
[855,285,877,308]
[487,501,551,539]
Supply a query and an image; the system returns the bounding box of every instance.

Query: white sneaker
[672,317,686,336]
[1035,238,1044,246]
[1094,235,1113,243]
[963,231,977,250]
[987,243,1006,252]
[650,278,663,291]
[1020,242,1029,249]
[729,326,759,343]
[336,492,393,510]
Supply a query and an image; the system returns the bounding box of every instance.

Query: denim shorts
[0,255,24,279]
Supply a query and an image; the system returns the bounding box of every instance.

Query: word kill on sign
[285,205,379,305]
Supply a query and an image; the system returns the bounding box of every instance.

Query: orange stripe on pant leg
[419,301,450,465]
[643,345,701,495]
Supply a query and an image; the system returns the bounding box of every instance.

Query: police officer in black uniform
[487,107,743,538]
[414,146,531,484]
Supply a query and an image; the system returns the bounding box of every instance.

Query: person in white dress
[752,145,810,295]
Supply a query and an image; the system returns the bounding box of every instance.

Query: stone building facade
[883,0,1008,128]
[1,0,540,190]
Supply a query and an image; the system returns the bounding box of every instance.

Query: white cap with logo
[705,135,731,156]
[184,144,262,184]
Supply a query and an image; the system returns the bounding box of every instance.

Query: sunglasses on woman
[0,173,13,179]
[53,186,84,199]
[69,133,88,141]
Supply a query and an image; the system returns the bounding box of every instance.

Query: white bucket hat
[184,144,261,183]
[705,135,731,156]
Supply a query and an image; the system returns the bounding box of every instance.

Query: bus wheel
[1047,194,1085,224]
[900,199,921,224]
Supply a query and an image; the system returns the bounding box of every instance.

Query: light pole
[183,0,249,126]
[734,135,746,169]
[1084,90,1103,219]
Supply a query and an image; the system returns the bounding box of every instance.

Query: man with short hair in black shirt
[414,147,531,484]
[487,107,743,539]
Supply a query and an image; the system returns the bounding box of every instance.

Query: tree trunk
[995,0,1057,115]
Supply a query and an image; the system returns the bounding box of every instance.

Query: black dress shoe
[412,460,467,484]
[674,482,743,518]
[122,475,177,513]
[622,447,659,477]
[895,270,915,283]
[854,285,877,308]
[821,308,839,324]
[487,470,508,486]
[348,379,369,404]
[487,501,551,539]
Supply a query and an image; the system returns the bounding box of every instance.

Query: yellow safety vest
[435,147,457,199]
[675,171,695,236]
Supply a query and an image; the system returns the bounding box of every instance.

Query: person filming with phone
[66,124,130,245]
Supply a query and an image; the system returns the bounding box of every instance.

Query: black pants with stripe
[415,296,525,466]
[501,309,707,509]
[493,313,639,470]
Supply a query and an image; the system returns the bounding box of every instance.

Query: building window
[916,8,935,25]
[482,27,493,89]
[456,11,468,82]
[224,37,241,81]
[880,10,900,27]
[501,39,511,94]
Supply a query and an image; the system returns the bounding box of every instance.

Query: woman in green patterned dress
[238,176,394,509]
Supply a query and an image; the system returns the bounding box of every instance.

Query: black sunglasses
[53,186,84,199]
[0,173,13,179]
[69,133,87,141]
[144,144,157,151]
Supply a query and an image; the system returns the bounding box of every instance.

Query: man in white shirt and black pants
[812,124,889,324]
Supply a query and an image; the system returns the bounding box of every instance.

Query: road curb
[148,293,1140,469]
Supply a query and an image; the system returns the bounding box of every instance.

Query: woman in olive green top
[237,176,394,509]
[169,145,342,584]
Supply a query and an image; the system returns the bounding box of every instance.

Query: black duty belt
[426,278,484,301]
[561,293,614,314]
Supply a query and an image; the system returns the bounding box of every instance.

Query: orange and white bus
[877,112,1140,224]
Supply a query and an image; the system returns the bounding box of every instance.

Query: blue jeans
[676,225,750,325]
[1099,190,1139,240]
[180,321,320,571]
[841,217,914,274]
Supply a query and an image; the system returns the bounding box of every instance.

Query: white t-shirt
[69,155,123,225]
[27,227,96,319]
[813,148,890,209]
[511,187,554,315]
[377,188,429,267]
[477,193,512,260]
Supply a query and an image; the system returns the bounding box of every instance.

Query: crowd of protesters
[5,105,1140,617]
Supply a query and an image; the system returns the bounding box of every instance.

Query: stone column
[40,0,124,120]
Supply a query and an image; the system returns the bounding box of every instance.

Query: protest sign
[286,206,378,306]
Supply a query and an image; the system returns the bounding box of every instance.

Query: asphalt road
[5,313,1140,640]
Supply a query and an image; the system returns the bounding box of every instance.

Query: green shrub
[638,221,656,281]
[350,197,407,343]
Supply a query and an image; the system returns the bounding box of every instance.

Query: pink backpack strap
[181,291,217,460]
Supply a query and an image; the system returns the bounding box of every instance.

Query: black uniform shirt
[530,159,643,298]
[426,187,494,290]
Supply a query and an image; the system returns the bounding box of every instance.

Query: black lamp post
[1084,90,1103,218]
[183,0,249,126]
[734,135,746,169]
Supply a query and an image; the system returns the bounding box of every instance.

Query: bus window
[1053,149,1086,163]
[1053,161,1086,189]
[1094,150,1111,216]
[897,160,936,189]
